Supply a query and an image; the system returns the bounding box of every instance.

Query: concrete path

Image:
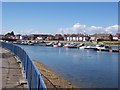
[0,47,28,90]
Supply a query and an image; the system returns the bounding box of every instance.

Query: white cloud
[73,23,86,30]
[58,23,118,34]
[1,23,119,35]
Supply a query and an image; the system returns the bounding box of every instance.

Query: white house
[113,35,119,40]
[64,34,87,41]
[36,37,43,40]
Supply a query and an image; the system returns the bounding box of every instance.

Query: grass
[101,41,120,45]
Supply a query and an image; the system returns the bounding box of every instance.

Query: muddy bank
[34,60,79,89]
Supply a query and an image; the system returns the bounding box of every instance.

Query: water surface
[17,45,118,88]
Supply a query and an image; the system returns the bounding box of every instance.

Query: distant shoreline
[34,60,79,89]
[43,40,120,46]
[10,40,120,46]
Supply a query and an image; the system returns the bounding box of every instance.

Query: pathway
[0,47,28,90]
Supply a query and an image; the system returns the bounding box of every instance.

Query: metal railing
[1,42,47,90]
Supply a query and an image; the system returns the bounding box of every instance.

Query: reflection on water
[17,45,118,88]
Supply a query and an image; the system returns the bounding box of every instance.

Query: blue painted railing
[1,42,47,90]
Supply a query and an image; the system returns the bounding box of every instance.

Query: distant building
[90,34,113,41]
[21,35,29,40]
[28,34,55,41]
[113,35,118,40]
[15,34,22,40]
[0,35,4,41]
[46,35,54,40]
[54,34,64,40]
[63,34,89,41]
[112,33,120,41]
[28,34,45,40]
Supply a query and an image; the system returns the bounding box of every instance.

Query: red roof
[90,34,111,37]
[63,34,85,37]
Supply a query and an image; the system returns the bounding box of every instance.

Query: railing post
[26,55,28,79]
[29,61,33,89]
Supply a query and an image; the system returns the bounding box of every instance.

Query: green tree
[109,34,113,41]
[11,31,15,36]
[5,31,15,36]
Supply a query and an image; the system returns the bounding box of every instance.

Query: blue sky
[2,2,118,35]
[1,0,120,2]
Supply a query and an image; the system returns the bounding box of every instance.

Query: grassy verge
[101,41,120,46]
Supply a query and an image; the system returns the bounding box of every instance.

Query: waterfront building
[63,34,88,41]
[46,35,55,40]
[113,35,119,41]
[90,34,113,41]
[21,35,29,40]
[15,34,22,40]
[54,34,64,40]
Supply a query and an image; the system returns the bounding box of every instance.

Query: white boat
[79,46,86,49]
[21,41,28,45]
[63,43,71,48]
[58,42,62,47]
[78,43,86,49]
[63,43,77,48]
[85,46,91,49]
[95,44,111,50]
[46,42,54,46]
[96,44,105,49]
[84,45,96,49]
[53,42,63,47]
[77,43,84,47]
[53,44,58,47]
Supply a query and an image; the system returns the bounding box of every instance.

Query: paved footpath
[0,47,28,90]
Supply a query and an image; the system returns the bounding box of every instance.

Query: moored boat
[53,44,59,47]
[94,44,111,51]
[63,43,77,48]
[53,42,63,47]
[95,44,111,50]
[79,46,87,49]
[46,42,54,46]
[77,43,86,49]
[84,45,96,49]
[21,41,28,45]
[77,43,84,47]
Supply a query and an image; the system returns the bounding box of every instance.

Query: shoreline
[44,40,120,46]
[34,60,79,89]
[13,40,120,46]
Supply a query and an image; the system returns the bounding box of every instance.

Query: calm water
[17,45,118,88]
